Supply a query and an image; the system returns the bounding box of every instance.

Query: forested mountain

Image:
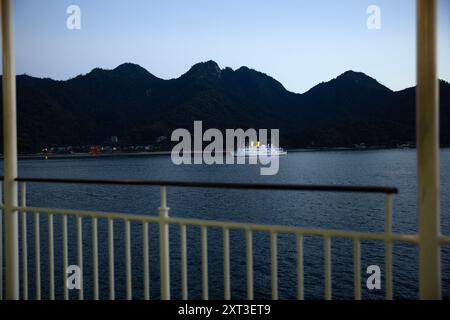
[1,60,449,153]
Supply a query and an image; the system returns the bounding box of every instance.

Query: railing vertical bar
[354,238,361,300]
[48,213,54,300]
[62,215,68,300]
[76,216,83,300]
[159,186,170,300]
[385,194,393,300]
[92,217,99,300]
[180,224,188,300]
[21,182,28,300]
[324,236,332,300]
[108,218,115,300]
[296,234,304,300]
[201,225,208,300]
[34,212,41,300]
[125,220,132,300]
[143,222,150,300]
[271,232,278,300]
[245,229,253,300]
[223,228,230,300]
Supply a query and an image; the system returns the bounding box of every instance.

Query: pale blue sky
[10,0,450,93]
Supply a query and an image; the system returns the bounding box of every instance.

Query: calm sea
[2,149,450,299]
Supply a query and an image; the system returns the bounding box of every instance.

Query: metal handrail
[0,176,400,300]
[0,176,398,194]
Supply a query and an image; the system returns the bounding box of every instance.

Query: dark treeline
[1,60,449,153]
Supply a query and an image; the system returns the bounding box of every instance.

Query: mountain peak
[334,70,391,91]
[113,62,151,74]
[184,60,222,79]
[71,63,160,83]
[194,60,220,69]
[304,70,392,95]
[110,62,162,82]
[336,70,372,80]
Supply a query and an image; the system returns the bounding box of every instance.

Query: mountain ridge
[1,60,450,152]
[14,61,431,94]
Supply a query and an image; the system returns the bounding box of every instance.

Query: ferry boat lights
[170,121,282,176]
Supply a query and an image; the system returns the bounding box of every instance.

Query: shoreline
[0,146,426,161]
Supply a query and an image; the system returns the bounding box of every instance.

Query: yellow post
[416,0,441,300]
[1,0,19,300]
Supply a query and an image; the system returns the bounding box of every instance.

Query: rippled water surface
[2,149,450,299]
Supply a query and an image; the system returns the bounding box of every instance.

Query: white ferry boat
[234,141,287,157]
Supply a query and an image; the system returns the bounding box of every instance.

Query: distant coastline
[0,146,429,161]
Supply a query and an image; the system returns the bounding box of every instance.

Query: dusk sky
[10,0,450,93]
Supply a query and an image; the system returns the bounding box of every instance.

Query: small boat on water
[234,141,287,157]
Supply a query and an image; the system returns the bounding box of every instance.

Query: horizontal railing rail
[10,206,418,243]
[0,176,399,194]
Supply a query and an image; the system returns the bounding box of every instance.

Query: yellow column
[416,0,441,300]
